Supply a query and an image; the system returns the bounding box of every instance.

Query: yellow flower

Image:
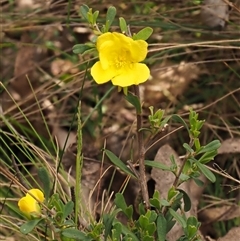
[18,189,44,216]
[91,32,150,87]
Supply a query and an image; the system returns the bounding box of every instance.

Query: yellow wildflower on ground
[18,189,44,216]
[91,32,150,87]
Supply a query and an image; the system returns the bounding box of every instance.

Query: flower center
[114,49,131,69]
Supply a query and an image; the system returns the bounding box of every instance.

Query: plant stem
[173,139,194,187]
[134,85,150,209]
[75,102,83,226]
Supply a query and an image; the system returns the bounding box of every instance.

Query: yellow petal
[110,32,148,63]
[91,61,116,84]
[129,40,148,63]
[96,32,115,51]
[111,63,150,87]
[28,189,45,203]
[97,33,130,69]
[18,196,40,214]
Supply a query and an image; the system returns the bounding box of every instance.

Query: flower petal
[110,32,148,62]
[96,32,115,51]
[18,196,40,214]
[91,61,116,84]
[129,40,148,63]
[28,189,45,203]
[111,63,150,87]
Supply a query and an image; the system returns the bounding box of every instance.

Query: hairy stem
[75,102,83,226]
[134,85,150,209]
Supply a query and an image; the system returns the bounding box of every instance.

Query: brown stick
[134,85,150,209]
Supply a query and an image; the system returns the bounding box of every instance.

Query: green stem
[75,102,83,226]
[134,85,150,209]
[173,138,194,187]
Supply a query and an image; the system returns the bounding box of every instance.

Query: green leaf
[179,173,190,182]
[198,150,218,164]
[63,201,74,220]
[114,193,133,219]
[186,217,200,238]
[148,210,158,223]
[197,140,221,154]
[169,208,187,228]
[192,177,205,187]
[187,225,198,239]
[92,10,99,24]
[195,162,216,182]
[119,17,128,33]
[183,143,194,153]
[139,215,149,229]
[167,220,176,233]
[149,198,161,209]
[157,214,167,241]
[105,6,116,31]
[20,219,43,234]
[132,27,153,40]
[171,114,190,133]
[114,193,128,212]
[72,44,95,55]
[80,5,90,21]
[105,149,136,178]
[103,212,117,241]
[37,167,50,201]
[145,160,171,171]
[112,222,122,240]
[125,206,133,220]
[187,216,200,228]
[177,189,191,212]
[147,222,157,236]
[48,193,64,212]
[125,92,141,114]
[62,228,91,240]
[143,235,154,241]
[160,199,170,207]
[113,220,139,241]
[167,187,178,201]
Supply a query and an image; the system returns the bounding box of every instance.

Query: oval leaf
[72,44,94,55]
[145,160,171,171]
[177,189,191,212]
[119,17,128,33]
[171,114,189,133]
[132,27,153,40]
[62,228,91,241]
[197,140,221,154]
[195,162,216,182]
[38,167,50,200]
[63,201,74,219]
[125,92,141,114]
[105,6,116,31]
[80,5,90,21]
[104,149,136,178]
[169,208,187,228]
[157,214,167,241]
[20,219,43,234]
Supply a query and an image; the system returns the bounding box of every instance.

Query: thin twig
[134,86,150,209]
[173,139,194,188]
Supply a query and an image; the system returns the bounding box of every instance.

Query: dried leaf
[218,138,240,154]
[201,0,229,29]
[217,227,240,241]
[145,61,201,105]
[199,205,240,222]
